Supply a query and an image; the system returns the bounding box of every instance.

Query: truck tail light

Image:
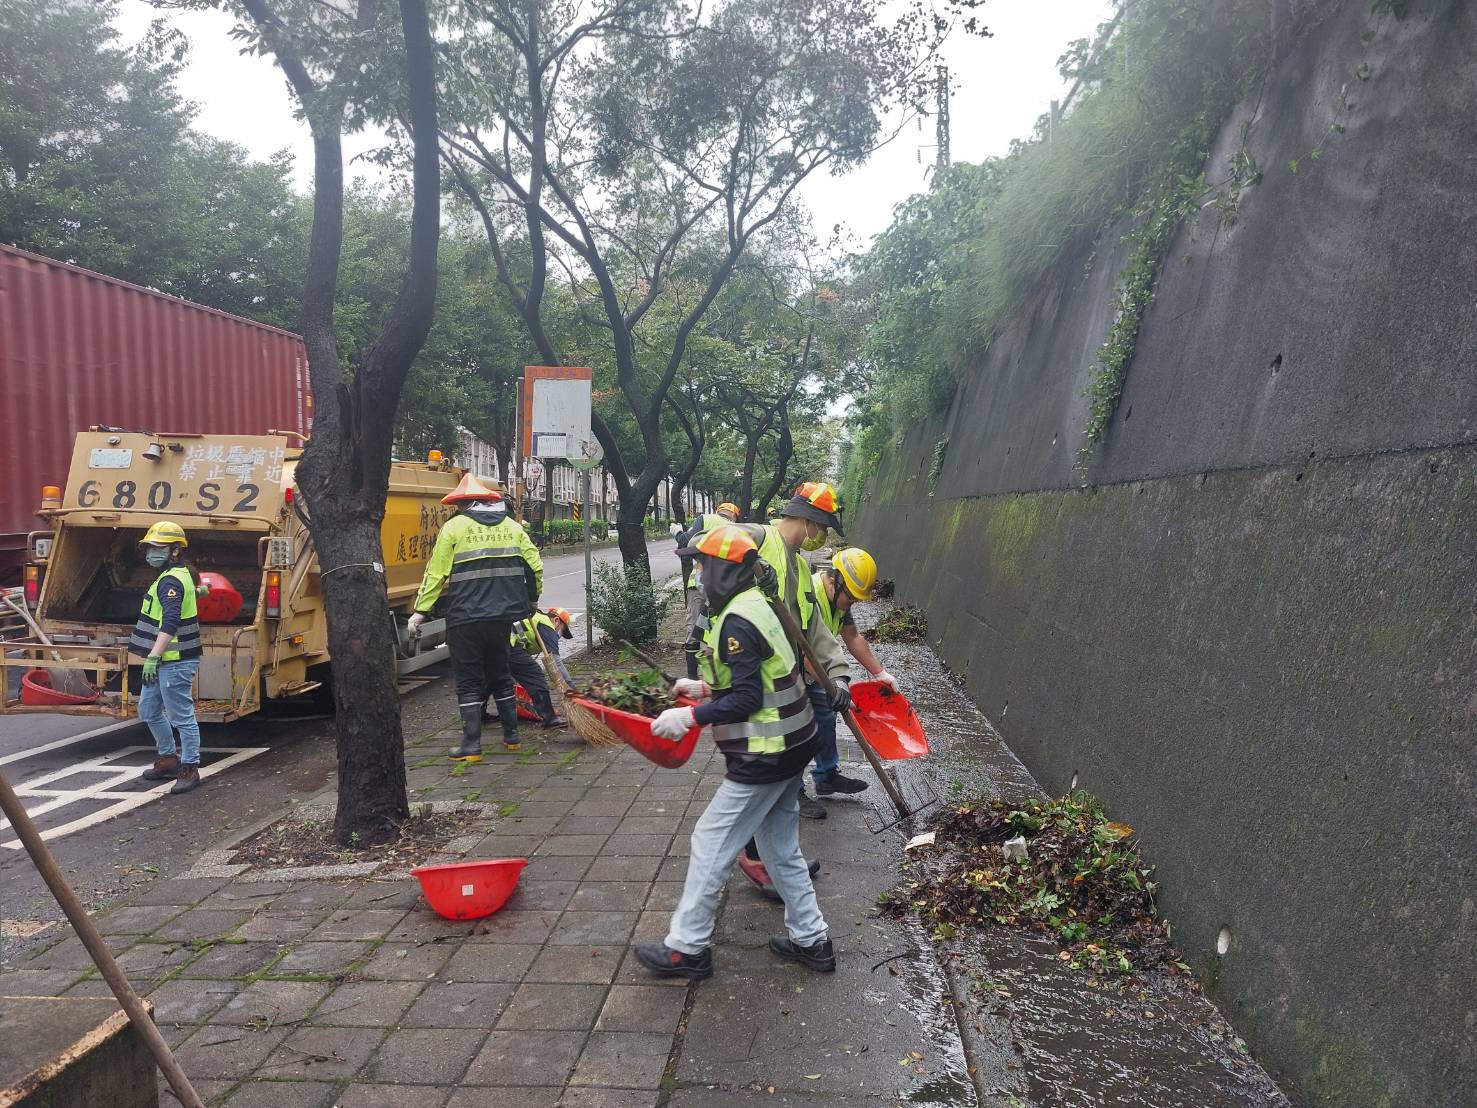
[265,571,282,619]
[23,565,41,608]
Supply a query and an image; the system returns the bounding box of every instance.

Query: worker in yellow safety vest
[505,607,572,728]
[637,524,834,979]
[131,521,205,795]
[677,502,742,679]
[409,473,542,758]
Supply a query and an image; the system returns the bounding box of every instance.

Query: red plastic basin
[411,858,528,920]
[849,680,929,760]
[569,696,701,768]
[20,668,100,706]
[196,572,243,623]
[514,683,540,721]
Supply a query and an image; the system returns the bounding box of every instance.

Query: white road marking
[0,745,268,848]
[0,719,142,767]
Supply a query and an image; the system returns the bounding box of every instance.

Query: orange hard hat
[781,481,844,534]
[441,472,503,505]
[690,524,759,564]
[547,606,574,638]
[717,502,741,519]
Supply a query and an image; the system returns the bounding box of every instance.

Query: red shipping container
[0,244,312,583]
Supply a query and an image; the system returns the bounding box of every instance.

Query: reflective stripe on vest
[131,566,200,660]
[811,571,843,636]
[700,588,814,755]
[757,525,815,631]
[511,611,555,651]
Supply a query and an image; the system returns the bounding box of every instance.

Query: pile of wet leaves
[867,603,927,642]
[885,792,1182,975]
[872,577,896,599]
[578,668,676,716]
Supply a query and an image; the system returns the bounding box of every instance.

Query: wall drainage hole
[1270,354,1283,374]
[1217,926,1233,955]
[1429,461,1440,475]
[1295,472,1304,482]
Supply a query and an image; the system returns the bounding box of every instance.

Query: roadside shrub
[589,561,672,643]
[545,519,608,545]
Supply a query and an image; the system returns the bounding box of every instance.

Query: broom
[1,593,97,699]
[535,633,622,748]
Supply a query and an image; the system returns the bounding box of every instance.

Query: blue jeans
[808,682,839,785]
[666,775,828,954]
[138,658,201,765]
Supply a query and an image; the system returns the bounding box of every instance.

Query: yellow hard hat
[717,502,741,520]
[832,547,876,600]
[141,521,188,548]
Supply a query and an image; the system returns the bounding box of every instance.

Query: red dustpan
[568,696,701,768]
[849,679,929,760]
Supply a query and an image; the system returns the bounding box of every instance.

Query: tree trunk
[309,512,409,839]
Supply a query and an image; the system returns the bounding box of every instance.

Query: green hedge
[544,519,609,545]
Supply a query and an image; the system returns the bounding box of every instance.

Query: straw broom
[535,634,622,748]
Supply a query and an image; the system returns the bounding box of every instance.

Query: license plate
[88,448,134,469]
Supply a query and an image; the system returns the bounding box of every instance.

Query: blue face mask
[145,548,171,569]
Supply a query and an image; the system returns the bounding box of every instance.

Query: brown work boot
[141,755,180,781]
[170,765,201,794]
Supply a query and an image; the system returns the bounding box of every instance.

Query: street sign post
[569,438,604,651]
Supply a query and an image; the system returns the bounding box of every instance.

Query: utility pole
[935,65,950,172]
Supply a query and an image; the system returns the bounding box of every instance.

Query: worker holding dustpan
[636,524,834,979]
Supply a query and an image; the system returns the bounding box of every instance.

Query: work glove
[671,678,710,700]
[828,678,852,715]
[651,706,696,740]
[874,670,901,694]
[141,656,160,686]
[406,612,427,639]
[752,559,778,597]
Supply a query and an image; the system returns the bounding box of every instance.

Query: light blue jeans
[666,774,829,954]
[138,658,202,765]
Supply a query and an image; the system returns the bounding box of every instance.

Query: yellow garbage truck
[0,430,467,722]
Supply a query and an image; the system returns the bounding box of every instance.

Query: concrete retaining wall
[853,3,1477,1104]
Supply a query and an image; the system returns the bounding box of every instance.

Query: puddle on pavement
[850,606,1290,1108]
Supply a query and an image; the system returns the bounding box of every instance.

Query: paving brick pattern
[1,710,944,1108]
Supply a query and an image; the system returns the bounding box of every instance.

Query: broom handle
[619,640,678,686]
[762,593,910,819]
[0,769,205,1108]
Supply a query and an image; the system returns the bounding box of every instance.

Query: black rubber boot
[449,704,483,761]
[495,695,521,752]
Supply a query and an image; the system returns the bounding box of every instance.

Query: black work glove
[752,559,778,596]
[829,678,852,715]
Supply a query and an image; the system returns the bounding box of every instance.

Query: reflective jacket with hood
[414,502,542,626]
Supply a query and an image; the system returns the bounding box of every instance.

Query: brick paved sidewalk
[1,708,968,1107]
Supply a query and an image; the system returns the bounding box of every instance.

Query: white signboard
[530,378,591,459]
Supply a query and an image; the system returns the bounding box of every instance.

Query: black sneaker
[169,765,201,795]
[798,788,827,819]
[540,716,568,730]
[769,935,836,973]
[815,772,869,796]
[634,942,713,980]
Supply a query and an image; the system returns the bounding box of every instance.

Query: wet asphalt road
[0,540,677,960]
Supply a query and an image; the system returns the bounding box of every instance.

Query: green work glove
[141,656,160,686]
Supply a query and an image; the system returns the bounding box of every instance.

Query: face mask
[145,548,170,568]
[801,523,828,552]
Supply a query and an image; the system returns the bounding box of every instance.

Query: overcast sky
[115,1,1113,247]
